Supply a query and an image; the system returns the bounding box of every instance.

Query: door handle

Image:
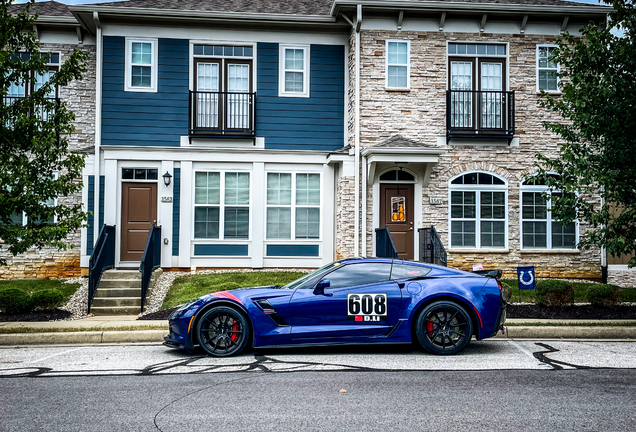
[408,228,413,231]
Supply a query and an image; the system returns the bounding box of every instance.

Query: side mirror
[313,279,331,295]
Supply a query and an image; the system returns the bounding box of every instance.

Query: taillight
[496,280,503,293]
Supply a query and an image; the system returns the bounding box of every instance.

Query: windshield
[282,262,342,290]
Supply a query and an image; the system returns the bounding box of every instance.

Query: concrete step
[91,306,145,316]
[98,279,142,289]
[101,270,141,281]
[95,288,142,298]
[92,297,142,308]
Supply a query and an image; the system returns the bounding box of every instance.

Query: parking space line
[507,340,536,360]
[27,347,87,364]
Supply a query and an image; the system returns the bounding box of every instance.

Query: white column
[251,162,264,268]
[323,163,335,264]
[103,159,117,226]
[178,161,193,268]
[159,160,174,268]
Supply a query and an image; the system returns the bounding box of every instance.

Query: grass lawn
[502,278,635,303]
[0,279,80,304]
[161,271,308,310]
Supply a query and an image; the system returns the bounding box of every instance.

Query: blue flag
[517,266,536,290]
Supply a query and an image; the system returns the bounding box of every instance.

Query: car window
[391,263,431,280]
[323,263,392,289]
[283,262,340,290]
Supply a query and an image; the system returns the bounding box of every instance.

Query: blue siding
[86,176,94,255]
[266,244,319,257]
[256,43,345,151]
[172,168,180,256]
[194,244,249,256]
[102,37,189,147]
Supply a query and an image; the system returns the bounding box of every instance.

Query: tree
[535,0,636,267]
[0,0,88,265]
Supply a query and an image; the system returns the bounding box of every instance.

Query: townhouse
[5,0,634,287]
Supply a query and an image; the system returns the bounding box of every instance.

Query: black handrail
[418,226,448,267]
[189,91,256,137]
[139,225,162,313]
[446,90,515,139]
[88,225,115,313]
[375,227,399,259]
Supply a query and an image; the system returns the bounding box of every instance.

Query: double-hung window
[6,173,57,226]
[537,45,559,92]
[266,173,320,240]
[194,172,250,239]
[521,176,576,249]
[279,45,309,97]
[386,40,409,89]
[449,172,507,249]
[126,39,157,92]
[6,53,59,121]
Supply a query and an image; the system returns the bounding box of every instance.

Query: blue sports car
[164,258,506,356]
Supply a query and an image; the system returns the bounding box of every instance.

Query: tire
[196,306,250,357]
[415,301,473,355]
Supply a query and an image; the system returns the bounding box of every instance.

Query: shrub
[536,280,574,306]
[0,288,32,314]
[30,289,64,310]
[501,281,513,302]
[587,284,623,308]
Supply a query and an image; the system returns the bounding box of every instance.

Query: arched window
[379,169,415,182]
[449,171,507,249]
[520,175,576,249]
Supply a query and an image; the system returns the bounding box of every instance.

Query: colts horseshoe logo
[519,270,534,286]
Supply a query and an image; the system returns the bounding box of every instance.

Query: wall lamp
[162,171,172,187]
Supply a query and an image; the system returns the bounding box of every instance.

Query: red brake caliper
[230,322,240,342]
[426,321,434,337]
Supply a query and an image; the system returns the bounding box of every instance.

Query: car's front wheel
[415,301,473,355]
[196,306,250,357]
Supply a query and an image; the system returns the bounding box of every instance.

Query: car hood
[203,285,294,306]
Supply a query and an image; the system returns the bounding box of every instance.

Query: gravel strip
[139,268,312,318]
[58,277,91,320]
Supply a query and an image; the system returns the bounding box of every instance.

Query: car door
[289,262,402,341]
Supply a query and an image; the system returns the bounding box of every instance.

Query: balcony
[2,96,59,122]
[446,90,515,142]
[189,91,256,139]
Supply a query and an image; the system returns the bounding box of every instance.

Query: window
[5,173,57,226]
[194,172,250,239]
[449,172,507,249]
[386,41,409,89]
[192,44,254,133]
[521,176,576,249]
[323,263,392,289]
[5,53,59,122]
[390,263,432,280]
[126,39,157,92]
[537,45,559,92]
[279,45,309,97]
[447,43,507,131]
[122,168,158,180]
[266,172,320,240]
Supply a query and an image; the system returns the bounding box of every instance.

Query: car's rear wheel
[415,301,473,355]
[196,306,250,357]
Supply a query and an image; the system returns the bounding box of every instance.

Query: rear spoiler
[472,269,502,280]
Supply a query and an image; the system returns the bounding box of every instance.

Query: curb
[495,326,636,339]
[0,330,167,346]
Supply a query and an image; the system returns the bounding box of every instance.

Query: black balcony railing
[446,90,515,140]
[88,225,115,313]
[139,224,161,313]
[2,96,59,123]
[189,91,256,137]
[375,227,399,259]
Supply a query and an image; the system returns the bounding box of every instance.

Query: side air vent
[254,299,290,326]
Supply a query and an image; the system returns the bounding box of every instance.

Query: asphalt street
[1,341,635,431]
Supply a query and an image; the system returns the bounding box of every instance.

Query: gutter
[93,11,102,248]
[355,5,361,258]
[331,0,611,16]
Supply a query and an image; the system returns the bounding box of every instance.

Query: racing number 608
[347,294,387,316]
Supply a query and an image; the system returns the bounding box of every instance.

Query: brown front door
[121,182,157,262]
[380,184,414,260]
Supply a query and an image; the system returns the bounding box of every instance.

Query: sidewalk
[0,317,635,346]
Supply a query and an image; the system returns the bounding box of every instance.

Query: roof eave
[331,0,612,17]
[361,146,447,157]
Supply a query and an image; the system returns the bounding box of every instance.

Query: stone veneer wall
[0,43,95,279]
[355,30,601,279]
[336,176,356,260]
[608,271,636,288]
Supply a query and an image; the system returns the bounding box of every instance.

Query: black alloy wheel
[415,301,473,355]
[196,306,250,357]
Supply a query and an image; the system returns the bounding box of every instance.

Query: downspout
[354,4,362,257]
[93,11,102,246]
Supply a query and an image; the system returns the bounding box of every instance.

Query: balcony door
[449,58,506,132]
[194,58,252,133]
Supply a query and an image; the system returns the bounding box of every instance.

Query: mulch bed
[507,304,636,320]
[138,307,178,321]
[0,309,72,322]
